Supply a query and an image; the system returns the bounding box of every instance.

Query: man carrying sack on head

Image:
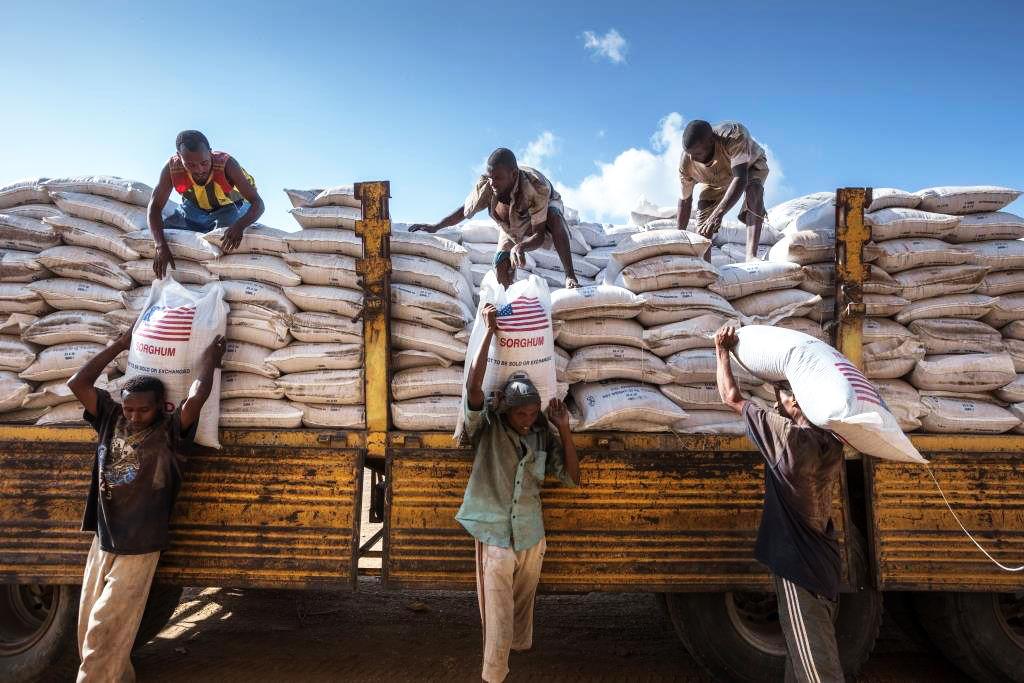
[458,302,580,682]
[714,325,846,682]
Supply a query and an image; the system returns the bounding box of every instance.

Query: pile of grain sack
[552,205,825,435]
[0,176,369,430]
[408,185,1023,437]
[769,185,1024,434]
[864,187,1024,434]
[392,199,826,435]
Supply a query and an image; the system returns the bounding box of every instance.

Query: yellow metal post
[834,188,871,368]
[354,182,392,459]
[835,188,872,466]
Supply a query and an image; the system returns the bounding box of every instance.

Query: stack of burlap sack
[386,222,477,432]
[856,186,1024,434]
[0,177,374,431]
[563,215,837,434]
[0,175,165,426]
[210,184,369,430]
[768,185,1024,434]
[433,195,836,436]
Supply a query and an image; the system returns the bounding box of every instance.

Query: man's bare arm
[221,158,265,251]
[677,196,693,230]
[179,336,226,431]
[714,326,747,414]
[547,399,580,485]
[67,329,133,416]
[466,304,497,410]
[408,206,466,233]
[148,164,176,278]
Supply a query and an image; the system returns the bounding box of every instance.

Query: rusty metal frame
[354,181,392,465]
[382,432,858,593]
[834,187,871,372]
[1,428,366,589]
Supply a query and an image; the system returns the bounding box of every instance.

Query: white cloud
[583,29,628,64]
[555,112,791,224]
[519,131,560,172]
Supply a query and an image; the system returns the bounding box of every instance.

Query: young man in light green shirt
[458,303,580,683]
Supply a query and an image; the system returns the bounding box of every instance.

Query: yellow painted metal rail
[383,433,853,592]
[866,438,1024,591]
[0,428,364,588]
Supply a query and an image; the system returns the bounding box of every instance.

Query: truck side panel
[867,435,1024,591]
[383,433,854,593]
[0,427,364,590]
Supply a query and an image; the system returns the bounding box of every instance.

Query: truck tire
[0,582,182,682]
[913,592,1024,682]
[664,532,882,682]
[0,584,80,683]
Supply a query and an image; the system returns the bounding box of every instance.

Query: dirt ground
[129,473,970,682]
[130,581,969,682]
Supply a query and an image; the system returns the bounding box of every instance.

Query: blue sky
[2,0,1022,228]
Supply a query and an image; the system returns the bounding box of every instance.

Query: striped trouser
[773,575,843,683]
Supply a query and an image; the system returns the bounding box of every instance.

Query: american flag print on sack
[833,353,881,406]
[136,305,196,342]
[496,296,548,332]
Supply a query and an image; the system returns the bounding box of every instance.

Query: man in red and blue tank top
[147,130,265,278]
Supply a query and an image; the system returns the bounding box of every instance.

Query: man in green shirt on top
[459,302,581,683]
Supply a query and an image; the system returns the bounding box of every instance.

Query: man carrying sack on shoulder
[714,325,846,682]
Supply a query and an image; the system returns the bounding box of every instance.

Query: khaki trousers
[77,535,161,683]
[475,537,546,683]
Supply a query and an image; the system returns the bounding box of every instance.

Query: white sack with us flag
[456,271,556,440]
[732,325,926,464]
[127,277,228,448]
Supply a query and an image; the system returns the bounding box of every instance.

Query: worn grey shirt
[742,402,843,534]
[455,397,576,551]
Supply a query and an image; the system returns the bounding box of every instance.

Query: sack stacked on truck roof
[385,227,476,431]
[0,176,164,424]
[468,203,808,434]
[568,227,745,432]
[860,184,1023,433]
[218,185,368,430]
[0,176,376,431]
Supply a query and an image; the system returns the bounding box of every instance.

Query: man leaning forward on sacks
[147,129,266,278]
[714,325,846,682]
[410,148,580,289]
[678,120,769,262]
[458,302,581,682]
[68,327,225,682]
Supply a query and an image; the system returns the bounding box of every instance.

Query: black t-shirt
[742,402,844,599]
[81,389,197,555]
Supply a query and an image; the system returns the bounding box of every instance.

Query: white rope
[925,463,1024,572]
